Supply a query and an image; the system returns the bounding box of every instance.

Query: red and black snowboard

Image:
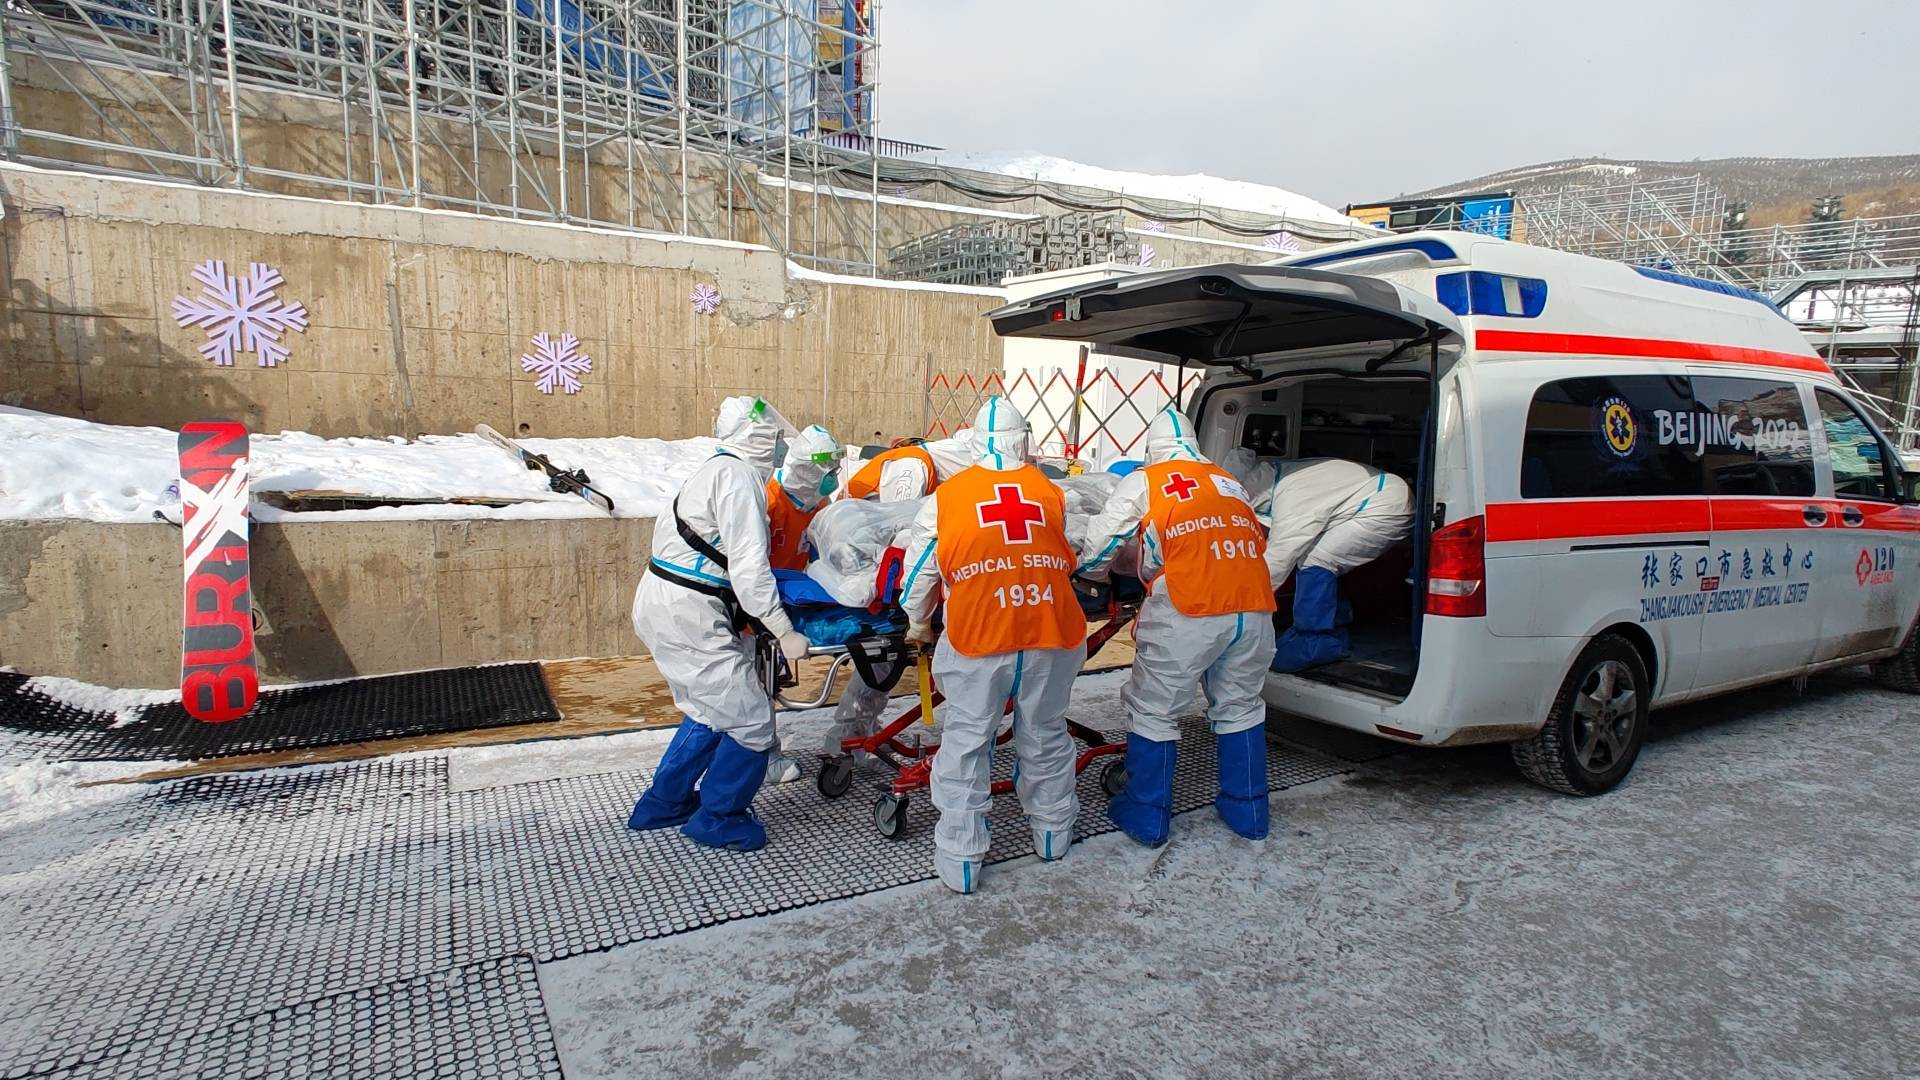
[178,420,258,722]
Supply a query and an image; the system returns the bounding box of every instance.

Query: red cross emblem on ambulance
[1161,472,1199,501]
[977,483,1045,544]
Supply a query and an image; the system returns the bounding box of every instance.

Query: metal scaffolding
[1515,174,1920,297]
[1776,267,1920,454]
[0,0,888,271]
[888,212,1139,288]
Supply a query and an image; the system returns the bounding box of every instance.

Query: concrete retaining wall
[1,163,1003,441]
[0,517,655,688]
[5,55,1330,270]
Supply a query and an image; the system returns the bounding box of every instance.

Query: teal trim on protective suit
[1355,472,1387,514]
[985,397,1005,468]
[1081,533,1126,574]
[901,539,938,600]
[651,556,729,587]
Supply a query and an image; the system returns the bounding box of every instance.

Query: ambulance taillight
[1426,515,1486,618]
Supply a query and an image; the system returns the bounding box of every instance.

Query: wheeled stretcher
[761,563,1143,840]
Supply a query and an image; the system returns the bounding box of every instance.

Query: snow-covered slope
[0,407,714,523]
[907,149,1362,227]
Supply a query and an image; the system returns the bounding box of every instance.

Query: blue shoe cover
[681,736,770,851]
[628,717,722,830]
[1107,735,1176,847]
[1292,566,1342,632]
[1270,627,1350,672]
[1215,725,1271,840]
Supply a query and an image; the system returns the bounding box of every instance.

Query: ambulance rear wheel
[873,793,910,840]
[1100,759,1129,798]
[1870,614,1920,693]
[816,756,854,799]
[1511,634,1648,796]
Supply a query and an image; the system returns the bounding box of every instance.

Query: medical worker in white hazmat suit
[626,397,812,851]
[1265,458,1414,672]
[899,398,1088,894]
[1077,408,1278,844]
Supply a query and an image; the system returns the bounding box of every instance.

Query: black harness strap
[651,490,770,637]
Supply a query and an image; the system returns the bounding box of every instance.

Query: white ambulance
[988,232,1920,794]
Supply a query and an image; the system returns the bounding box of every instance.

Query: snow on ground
[20,676,176,727]
[541,673,1920,1078]
[906,149,1364,227]
[0,406,713,522]
[3,668,1916,1075]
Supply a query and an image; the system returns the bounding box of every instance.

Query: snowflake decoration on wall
[520,332,593,395]
[1262,231,1301,254]
[170,260,310,367]
[1139,220,1167,233]
[689,283,721,315]
[1137,243,1156,266]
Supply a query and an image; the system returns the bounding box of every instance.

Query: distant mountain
[1403,155,1920,227]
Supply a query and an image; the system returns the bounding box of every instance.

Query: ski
[474,423,616,515]
[177,419,258,722]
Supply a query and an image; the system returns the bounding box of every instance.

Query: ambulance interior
[985,263,1460,703]
[1202,371,1431,698]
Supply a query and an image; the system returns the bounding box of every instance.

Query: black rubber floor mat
[449,720,1355,964]
[0,664,558,762]
[0,758,453,1080]
[39,956,561,1080]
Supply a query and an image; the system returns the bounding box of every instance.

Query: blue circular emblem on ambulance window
[1597,395,1637,459]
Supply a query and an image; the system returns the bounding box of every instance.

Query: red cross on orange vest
[976,483,1046,543]
[1161,471,1199,501]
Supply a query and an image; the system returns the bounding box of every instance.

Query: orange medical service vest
[934,465,1087,658]
[1141,460,1276,618]
[765,478,821,572]
[845,445,936,501]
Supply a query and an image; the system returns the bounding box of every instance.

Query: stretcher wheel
[1100,759,1129,798]
[817,756,854,800]
[873,792,910,840]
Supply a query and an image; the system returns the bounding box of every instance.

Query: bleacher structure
[887,212,1139,288]
[0,0,891,270]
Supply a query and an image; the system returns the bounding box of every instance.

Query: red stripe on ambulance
[1486,498,1920,543]
[1475,330,1832,375]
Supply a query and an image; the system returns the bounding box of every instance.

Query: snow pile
[0,407,715,522]
[907,149,1362,227]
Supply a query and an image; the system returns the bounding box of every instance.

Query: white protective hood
[714,395,798,476]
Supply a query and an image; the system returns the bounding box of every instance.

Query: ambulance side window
[1520,375,1701,498]
[1691,376,1815,497]
[1815,390,1897,502]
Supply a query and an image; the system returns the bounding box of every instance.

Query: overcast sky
[879,0,1920,207]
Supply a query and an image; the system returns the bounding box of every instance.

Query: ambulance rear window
[1521,375,1701,499]
[1520,375,1817,500]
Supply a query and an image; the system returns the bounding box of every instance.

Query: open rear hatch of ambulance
[984,263,1460,366]
[987,263,1464,703]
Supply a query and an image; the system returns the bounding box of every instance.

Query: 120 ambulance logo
[1857,546,1895,587]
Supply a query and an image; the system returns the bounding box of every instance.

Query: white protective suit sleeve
[897,495,943,629]
[1075,471,1150,581]
[705,457,794,638]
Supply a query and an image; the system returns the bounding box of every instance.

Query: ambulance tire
[1511,635,1649,797]
[1869,616,1920,693]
